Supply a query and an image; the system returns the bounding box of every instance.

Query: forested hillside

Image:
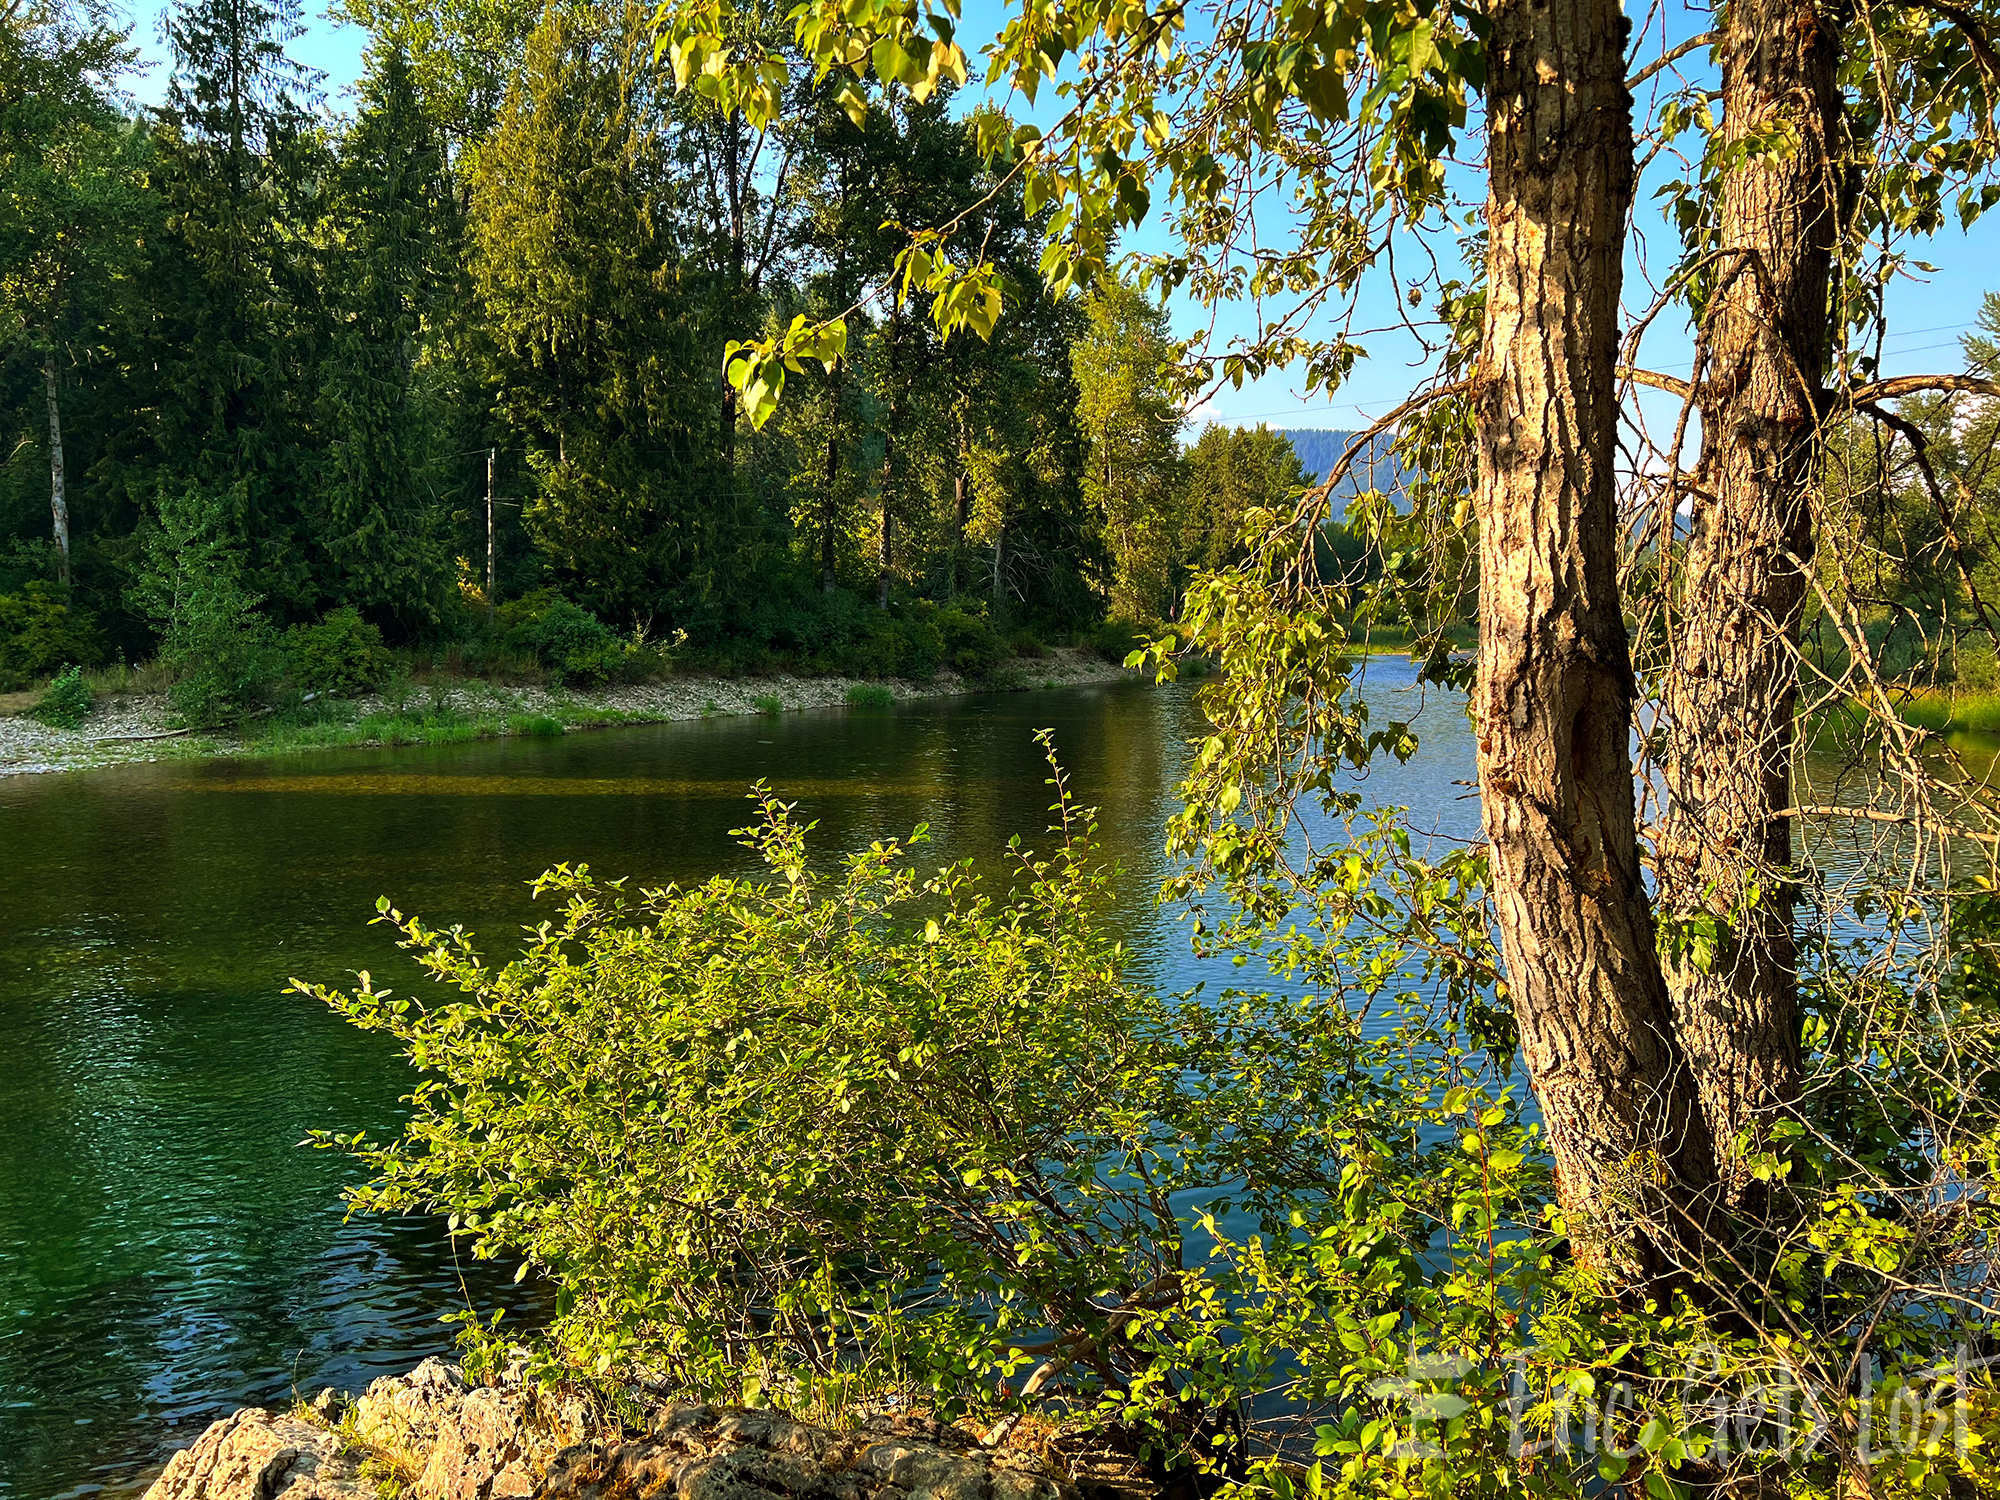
[0,0,1318,714]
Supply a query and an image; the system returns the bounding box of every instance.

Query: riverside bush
[302,745,1382,1458]
[0,582,103,688]
[31,664,93,728]
[285,607,390,696]
[131,483,279,727]
[503,596,623,686]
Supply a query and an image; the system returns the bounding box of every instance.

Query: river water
[0,666,1480,1499]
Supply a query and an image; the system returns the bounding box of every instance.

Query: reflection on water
[0,667,1477,1500]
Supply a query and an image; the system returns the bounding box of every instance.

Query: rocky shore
[142,1359,1114,1500]
[0,649,1136,778]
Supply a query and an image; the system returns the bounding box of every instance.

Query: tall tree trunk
[822,439,839,596]
[1655,0,1839,1187]
[991,518,1006,627]
[950,422,970,601]
[877,480,893,612]
[878,321,899,613]
[44,358,70,587]
[1475,0,1715,1276]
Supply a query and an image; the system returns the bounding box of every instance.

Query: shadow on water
[0,669,1481,1500]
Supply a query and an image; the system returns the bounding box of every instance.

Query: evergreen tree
[1178,423,1309,581]
[311,43,457,623]
[468,0,723,624]
[135,0,327,613]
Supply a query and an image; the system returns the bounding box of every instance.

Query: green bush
[844,682,894,710]
[284,607,391,697]
[301,755,1241,1428]
[1007,627,1046,659]
[1089,616,1145,663]
[752,693,783,715]
[935,604,1004,676]
[504,597,623,686]
[31,665,93,729]
[130,483,279,728]
[0,582,104,689]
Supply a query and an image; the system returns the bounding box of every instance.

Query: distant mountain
[1276,429,1409,499]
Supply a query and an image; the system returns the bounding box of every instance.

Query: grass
[243,699,640,754]
[1886,687,2000,738]
[753,693,784,715]
[845,683,896,710]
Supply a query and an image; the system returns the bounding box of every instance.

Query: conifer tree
[468,0,719,623]
[312,43,456,622]
[140,0,325,612]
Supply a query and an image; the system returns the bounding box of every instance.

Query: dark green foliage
[843,681,893,708]
[935,602,1004,676]
[503,595,621,685]
[131,483,278,726]
[0,581,102,687]
[284,606,390,696]
[0,0,1203,687]
[30,663,92,728]
[309,44,457,622]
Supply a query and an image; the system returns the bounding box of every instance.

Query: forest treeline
[0,0,1326,708]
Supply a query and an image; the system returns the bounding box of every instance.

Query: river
[0,664,1480,1499]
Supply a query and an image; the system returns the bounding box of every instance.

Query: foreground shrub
[844,682,894,709]
[285,607,391,697]
[303,748,1286,1434]
[31,664,93,729]
[0,582,104,689]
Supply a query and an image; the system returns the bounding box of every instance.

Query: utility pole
[486,447,496,625]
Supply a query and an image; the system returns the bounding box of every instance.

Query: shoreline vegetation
[0,646,1138,780]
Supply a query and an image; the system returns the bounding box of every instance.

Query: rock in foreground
[141,1408,375,1499]
[142,1360,1082,1500]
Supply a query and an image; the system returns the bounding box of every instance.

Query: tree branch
[1847,373,2000,404]
[1629,30,1720,90]
[1618,365,1694,398]
[1855,398,2000,646]
[1898,0,2000,89]
[1289,379,1473,527]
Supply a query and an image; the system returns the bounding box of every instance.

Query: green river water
[0,670,1483,1499]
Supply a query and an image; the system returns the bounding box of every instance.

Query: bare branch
[1847,373,2000,403]
[1288,379,1473,527]
[1629,29,1719,89]
[1617,365,1694,398]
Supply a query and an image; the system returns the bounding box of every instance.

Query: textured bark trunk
[877,492,893,612]
[822,430,839,595]
[1655,0,1839,1184]
[991,520,1006,626]
[44,358,70,587]
[950,423,970,601]
[1476,0,1715,1275]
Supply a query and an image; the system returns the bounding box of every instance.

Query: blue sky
[115,0,2000,436]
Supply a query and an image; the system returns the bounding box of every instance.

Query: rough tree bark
[44,357,70,587]
[1655,0,1840,1183]
[1475,0,1715,1273]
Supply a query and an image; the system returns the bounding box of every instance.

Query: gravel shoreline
[0,649,1138,780]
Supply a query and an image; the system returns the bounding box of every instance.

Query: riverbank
[140,1356,1139,1500]
[0,648,1136,779]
